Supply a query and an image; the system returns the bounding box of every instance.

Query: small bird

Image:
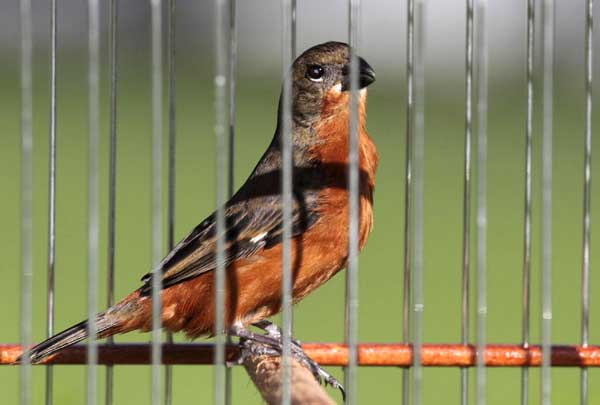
[21,41,378,389]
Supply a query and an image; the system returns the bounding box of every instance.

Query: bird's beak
[341,57,376,91]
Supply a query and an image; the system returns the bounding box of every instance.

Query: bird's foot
[251,321,339,390]
[229,322,345,399]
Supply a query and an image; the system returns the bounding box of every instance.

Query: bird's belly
[232,189,373,326]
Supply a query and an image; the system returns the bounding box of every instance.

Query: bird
[20,41,378,390]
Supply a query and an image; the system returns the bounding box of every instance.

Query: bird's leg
[251,320,302,347]
[252,319,281,338]
[228,323,345,399]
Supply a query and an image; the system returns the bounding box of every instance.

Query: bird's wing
[138,195,319,295]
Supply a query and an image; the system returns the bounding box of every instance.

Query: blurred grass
[2,50,600,404]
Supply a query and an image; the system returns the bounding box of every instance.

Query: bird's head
[283,41,375,127]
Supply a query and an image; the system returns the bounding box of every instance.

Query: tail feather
[18,313,115,364]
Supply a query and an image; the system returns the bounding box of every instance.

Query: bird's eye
[306,65,324,82]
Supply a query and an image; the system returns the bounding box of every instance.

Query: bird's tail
[18,311,117,364]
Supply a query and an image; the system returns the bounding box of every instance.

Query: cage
[0,0,599,404]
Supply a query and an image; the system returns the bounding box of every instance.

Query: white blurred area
[0,0,595,81]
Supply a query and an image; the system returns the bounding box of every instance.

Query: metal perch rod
[3,343,600,367]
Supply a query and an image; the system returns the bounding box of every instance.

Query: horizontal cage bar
[4,344,600,367]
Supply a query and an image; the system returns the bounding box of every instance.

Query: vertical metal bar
[521,0,535,404]
[462,0,474,402]
[167,0,177,275]
[227,2,236,209]
[580,0,593,404]
[150,0,163,404]
[475,0,488,403]
[87,0,101,404]
[280,0,294,403]
[46,0,57,403]
[540,0,554,404]
[105,0,118,404]
[291,0,297,59]
[164,0,176,403]
[214,0,229,404]
[19,0,33,402]
[412,2,426,404]
[402,0,414,403]
[224,2,236,401]
[345,1,361,404]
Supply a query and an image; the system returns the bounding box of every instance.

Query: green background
[2,45,600,404]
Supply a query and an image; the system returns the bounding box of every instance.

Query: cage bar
[280,0,295,404]
[166,2,177,280]
[46,0,58,404]
[18,0,33,403]
[461,0,474,402]
[227,0,236,201]
[214,0,229,404]
[280,2,297,403]
[105,0,118,404]
[164,0,176,404]
[412,2,426,405]
[223,4,237,405]
[223,2,236,404]
[474,0,488,404]
[345,1,361,404]
[86,0,101,404]
[580,1,593,405]
[150,0,164,404]
[540,0,554,404]
[402,0,414,403]
[521,1,535,404]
